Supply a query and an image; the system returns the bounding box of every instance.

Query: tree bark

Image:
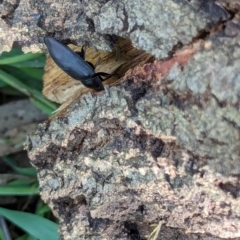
[10,0,240,239]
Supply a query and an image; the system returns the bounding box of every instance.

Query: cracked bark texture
[14,0,240,239]
[27,27,240,240]
[0,0,230,56]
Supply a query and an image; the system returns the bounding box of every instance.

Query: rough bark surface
[15,0,240,239]
[27,27,240,240]
[0,0,230,56]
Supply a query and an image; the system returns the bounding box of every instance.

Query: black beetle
[44,37,113,92]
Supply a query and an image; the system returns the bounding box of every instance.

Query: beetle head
[83,75,104,92]
[92,76,105,92]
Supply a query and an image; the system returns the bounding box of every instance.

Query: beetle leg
[75,46,86,59]
[81,72,119,83]
[80,72,111,82]
[97,72,121,81]
[97,72,112,77]
[96,72,112,81]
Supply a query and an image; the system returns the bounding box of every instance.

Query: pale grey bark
[17,0,240,239]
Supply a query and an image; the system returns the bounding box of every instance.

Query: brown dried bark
[3,0,237,239]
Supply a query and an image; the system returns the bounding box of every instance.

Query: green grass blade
[30,97,56,116]
[16,234,38,240]
[2,157,37,177]
[0,86,24,96]
[1,65,43,90]
[6,179,36,186]
[0,80,7,88]
[0,53,44,65]
[0,70,57,113]
[0,207,59,240]
[9,167,36,177]
[0,228,6,240]
[9,58,46,68]
[37,204,51,217]
[15,234,28,240]
[26,235,38,240]
[20,68,44,80]
[0,69,30,96]
[0,185,39,196]
[30,90,58,112]
[0,49,23,60]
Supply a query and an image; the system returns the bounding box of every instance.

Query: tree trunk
[5,0,237,239]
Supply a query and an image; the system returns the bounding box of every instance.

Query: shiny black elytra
[44,37,113,92]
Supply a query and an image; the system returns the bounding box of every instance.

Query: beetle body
[44,37,106,91]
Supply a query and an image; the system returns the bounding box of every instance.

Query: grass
[147,221,163,240]
[0,48,59,240]
[0,48,58,115]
